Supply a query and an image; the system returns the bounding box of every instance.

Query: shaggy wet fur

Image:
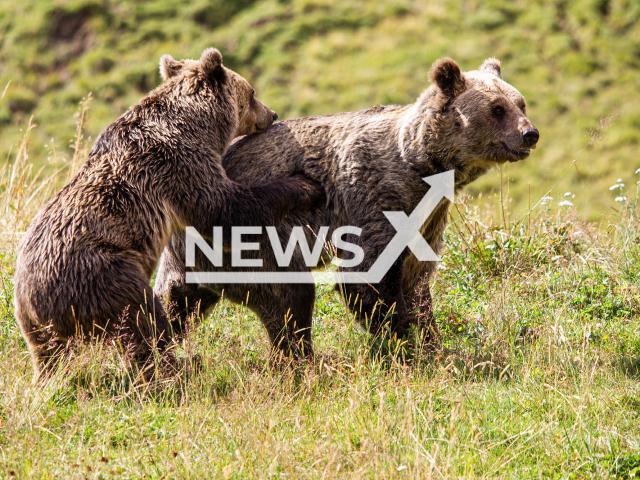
[155,58,539,357]
[14,48,323,375]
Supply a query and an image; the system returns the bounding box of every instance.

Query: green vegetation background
[4,3,640,477]
[1,0,639,218]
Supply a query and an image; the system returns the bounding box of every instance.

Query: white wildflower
[615,196,627,202]
[559,200,573,207]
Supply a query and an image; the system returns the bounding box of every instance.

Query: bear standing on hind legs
[13,48,325,377]
[155,57,539,356]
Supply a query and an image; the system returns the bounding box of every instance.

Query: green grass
[1,114,640,478]
[2,0,640,219]
[2,220,640,478]
[2,2,640,477]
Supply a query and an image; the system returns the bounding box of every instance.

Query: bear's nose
[272,112,278,121]
[523,128,539,147]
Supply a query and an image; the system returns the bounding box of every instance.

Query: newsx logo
[186,171,454,284]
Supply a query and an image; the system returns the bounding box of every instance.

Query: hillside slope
[1,0,639,218]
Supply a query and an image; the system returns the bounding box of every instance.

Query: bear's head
[159,48,277,138]
[422,57,538,183]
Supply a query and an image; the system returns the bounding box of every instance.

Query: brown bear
[14,48,324,376]
[155,57,539,357]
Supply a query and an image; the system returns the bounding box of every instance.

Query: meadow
[1,96,640,478]
[2,0,640,218]
[2,0,640,478]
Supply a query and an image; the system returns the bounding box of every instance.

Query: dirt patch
[49,6,98,57]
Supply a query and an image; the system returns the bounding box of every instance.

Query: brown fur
[14,48,323,375]
[155,58,538,357]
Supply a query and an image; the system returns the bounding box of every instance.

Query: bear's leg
[169,285,220,338]
[22,329,70,380]
[155,236,221,337]
[158,278,220,339]
[14,297,72,378]
[156,228,316,360]
[268,284,315,359]
[402,259,439,344]
[340,257,413,338]
[159,275,315,359]
[120,287,173,361]
[407,280,439,345]
[226,283,316,360]
[98,263,175,369]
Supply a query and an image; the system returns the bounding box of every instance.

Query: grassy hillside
[2,3,640,477]
[2,145,640,476]
[1,0,640,218]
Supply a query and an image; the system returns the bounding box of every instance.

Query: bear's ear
[159,54,182,81]
[200,48,224,78]
[479,58,502,78]
[430,58,465,97]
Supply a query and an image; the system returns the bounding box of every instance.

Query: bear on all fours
[156,57,539,358]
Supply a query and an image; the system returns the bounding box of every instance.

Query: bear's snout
[522,128,539,148]
[273,112,278,121]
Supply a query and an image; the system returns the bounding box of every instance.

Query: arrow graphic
[186,170,455,285]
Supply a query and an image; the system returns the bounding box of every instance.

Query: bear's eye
[492,106,505,118]
[251,89,255,98]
